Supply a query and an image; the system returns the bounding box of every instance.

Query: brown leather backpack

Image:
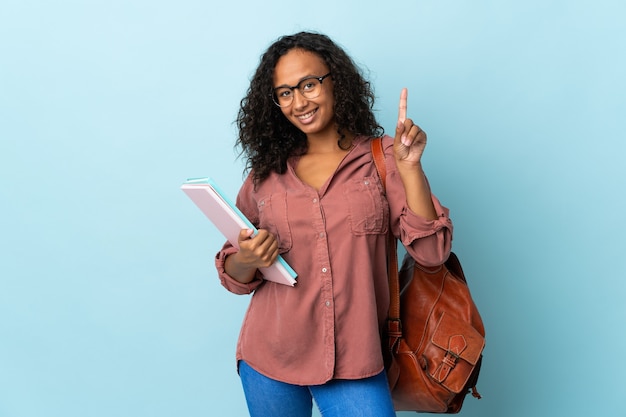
[372,137,485,413]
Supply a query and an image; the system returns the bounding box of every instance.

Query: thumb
[395,119,412,147]
[238,228,255,243]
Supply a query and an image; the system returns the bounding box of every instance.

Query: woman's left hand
[391,88,438,220]
[393,88,427,166]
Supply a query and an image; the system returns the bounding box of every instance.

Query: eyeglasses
[271,73,332,107]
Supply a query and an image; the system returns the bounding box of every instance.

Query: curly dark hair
[236,31,384,184]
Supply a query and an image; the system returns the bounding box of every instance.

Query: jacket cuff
[215,246,263,294]
[400,194,453,244]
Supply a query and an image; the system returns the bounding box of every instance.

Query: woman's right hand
[224,228,279,283]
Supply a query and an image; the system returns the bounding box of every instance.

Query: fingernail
[401,135,411,147]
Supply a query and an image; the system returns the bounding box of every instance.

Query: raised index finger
[398,88,408,123]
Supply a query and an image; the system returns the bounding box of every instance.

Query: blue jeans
[239,361,396,417]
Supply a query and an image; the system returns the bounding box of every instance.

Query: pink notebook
[181,177,297,286]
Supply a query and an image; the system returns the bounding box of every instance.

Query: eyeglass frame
[271,73,332,107]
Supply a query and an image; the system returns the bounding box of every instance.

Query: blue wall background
[1,1,624,416]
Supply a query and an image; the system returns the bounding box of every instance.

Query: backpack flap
[428,312,485,393]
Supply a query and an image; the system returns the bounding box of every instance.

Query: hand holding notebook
[181,177,297,286]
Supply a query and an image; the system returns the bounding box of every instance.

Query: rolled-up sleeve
[382,136,453,267]
[215,243,263,294]
[399,193,453,267]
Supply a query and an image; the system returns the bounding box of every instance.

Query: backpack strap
[371,136,387,192]
[370,138,402,343]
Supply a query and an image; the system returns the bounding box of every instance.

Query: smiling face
[272,48,336,140]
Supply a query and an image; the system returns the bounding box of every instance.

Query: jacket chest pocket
[342,176,389,235]
[257,192,293,252]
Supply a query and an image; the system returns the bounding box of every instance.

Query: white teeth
[298,110,316,119]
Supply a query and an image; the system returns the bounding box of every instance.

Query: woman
[215,31,452,417]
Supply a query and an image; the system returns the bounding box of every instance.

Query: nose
[291,89,308,109]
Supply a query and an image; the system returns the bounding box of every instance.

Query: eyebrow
[274,74,320,89]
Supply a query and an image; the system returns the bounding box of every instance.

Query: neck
[306,132,356,154]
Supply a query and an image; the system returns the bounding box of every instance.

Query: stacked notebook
[181,177,297,286]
